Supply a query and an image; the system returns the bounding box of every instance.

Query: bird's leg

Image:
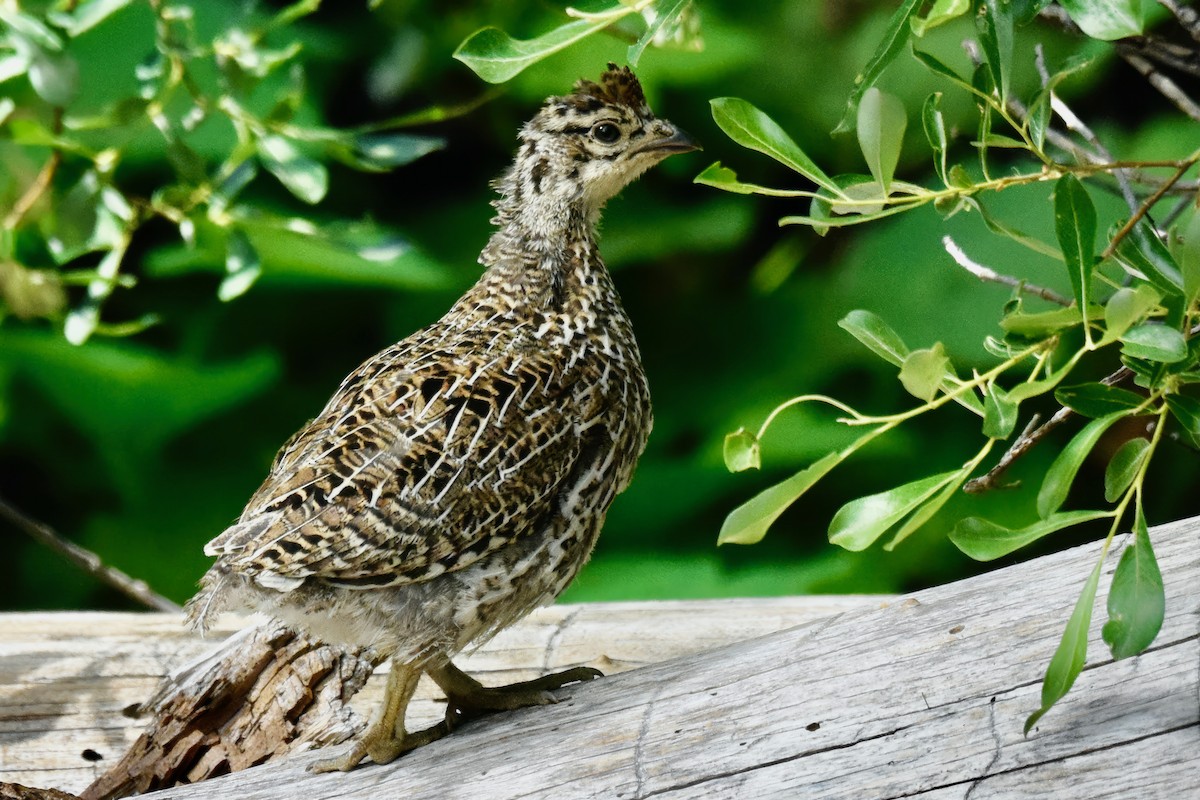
[309,660,449,773]
[428,661,602,728]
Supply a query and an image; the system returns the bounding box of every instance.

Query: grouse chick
[186,64,698,772]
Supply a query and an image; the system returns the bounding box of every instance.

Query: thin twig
[943,236,1073,306]
[0,494,182,612]
[964,366,1136,494]
[1118,46,1200,122]
[2,109,64,230]
[1100,157,1198,260]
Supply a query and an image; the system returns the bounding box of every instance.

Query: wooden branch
[4,516,1197,798]
[0,597,874,796]
[119,515,1196,800]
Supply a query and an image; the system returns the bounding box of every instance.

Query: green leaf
[977,0,1014,101]
[883,468,966,551]
[1054,175,1097,328]
[719,451,843,545]
[983,383,1018,438]
[331,131,444,172]
[951,510,1111,561]
[838,310,910,366]
[1165,394,1200,444]
[911,0,970,36]
[51,0,136,36]
[912,49,977,96]
[693,162,808,197]
[453,13,616,84]
[218,228,262,302]
[1037,411,1129,518]
[723,427,761,473]
[1025,556,1103,733]
[1000,305,1090,338]
[1055,383,1144,418]
[857,88,907,193]
[711,98,840,195]
[1103,437,1150,502]
[829,469,961,552]
[258,135,328,204]
[1177,206,1200,304]
[1120,324,1188,364]
[1116,220,1184,295]
[899,342,950,402]
[627,0,692,65]
[0,8,64,52]
[1058,0,1145,40]
[1101,284,1161,344]
[1103,508,1164,659]
[28,50,80,106]
[833,0,923,134]
[922,92,948,184]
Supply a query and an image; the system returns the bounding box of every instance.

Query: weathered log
[0,596,873,795]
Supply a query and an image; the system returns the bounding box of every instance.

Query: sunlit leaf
[833,0,923,133]
[983,382,1018,438]
[0,8,64,52]
[829,469,961,551]
[723,427,761,473]
[839,309,909,366]
[1054,175,1097,330]
[719,451,843,545]
[258,134,328,204]
[1058,0,1145,40]
[1025,556,1103,733]
[883,467,965,551]
[1101,284,1160,344]
[977,0,1014,101]
[711,98,841,195]
[899,342,950,402]
[1103,507,1164,659]
[950,510,1111,561]
[1120,324,1188,364]
[628,0,692,65]
[28,50,80,106]
[1055,383,1144,418]
[218,228,262,302]
[857,88,906,193]
[910,0,970,36]
[1103,437,1150,502]
[51,0,136,36]
[454,12,616,84]
[1037,411,1130,518]
[332,131,445,172]
[694,162,808,197]
[1000,305,1091,338]
[922,92,948,184]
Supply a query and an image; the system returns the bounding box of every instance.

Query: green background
[2,0,1195,611]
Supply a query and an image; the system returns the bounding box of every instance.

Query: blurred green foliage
[1,0,1195,613]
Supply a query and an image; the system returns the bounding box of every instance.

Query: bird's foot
[431,662,603,728]
[309,718,451,773]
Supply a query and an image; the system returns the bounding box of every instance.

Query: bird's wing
[204,333,588,587]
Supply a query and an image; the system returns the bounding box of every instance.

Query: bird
[184,64,699,772]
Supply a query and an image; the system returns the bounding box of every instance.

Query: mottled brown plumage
[186,64,697,771]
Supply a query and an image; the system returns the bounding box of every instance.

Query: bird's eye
[592,122,621,144]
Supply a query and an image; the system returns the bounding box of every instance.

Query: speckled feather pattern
[187,65,686,668]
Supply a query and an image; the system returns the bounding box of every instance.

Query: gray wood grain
[0,597,876,793]
[115,516,1199,799]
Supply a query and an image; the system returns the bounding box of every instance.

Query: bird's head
[491,64,699,245]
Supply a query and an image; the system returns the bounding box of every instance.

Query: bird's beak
[638,125,701,156]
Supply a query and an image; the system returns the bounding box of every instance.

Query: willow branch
[942,236,1072,306]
